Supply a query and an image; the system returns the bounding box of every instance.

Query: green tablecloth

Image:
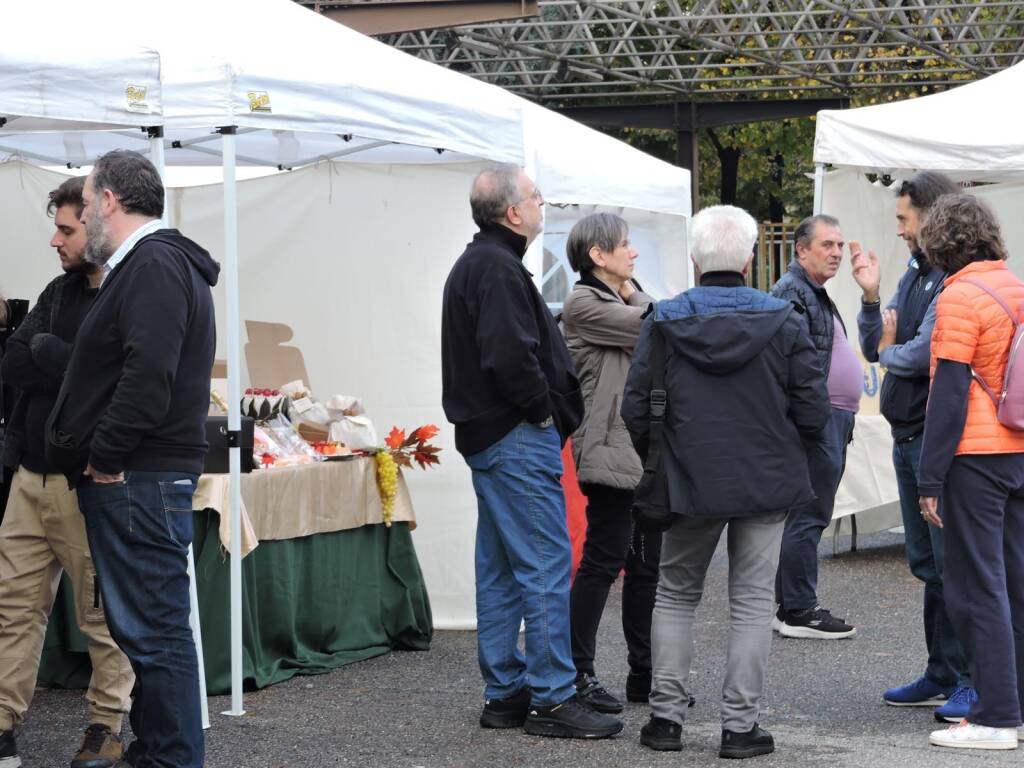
[38,510,432,695]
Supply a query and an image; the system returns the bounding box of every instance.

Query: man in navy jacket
[623,204,828,757]
[854,171,973,721]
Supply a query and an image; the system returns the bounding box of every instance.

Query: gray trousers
[650,512,786,732]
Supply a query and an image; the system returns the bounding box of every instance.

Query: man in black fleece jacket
[441,164,620,740]
[47,150,217,768]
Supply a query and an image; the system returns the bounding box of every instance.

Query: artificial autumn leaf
[392,452,413,469]
[413,424,440,441]
[413,450,440,469]
[385,427,406,450]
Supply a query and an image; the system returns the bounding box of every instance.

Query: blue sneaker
[935,686,978,722]
[883,676,955,707]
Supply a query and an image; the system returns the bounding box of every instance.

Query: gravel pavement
[14,531,1018,767]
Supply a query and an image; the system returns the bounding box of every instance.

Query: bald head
[470,164,521,229]
[469,164,545,246]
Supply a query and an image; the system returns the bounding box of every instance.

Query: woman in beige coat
[562,212,659,714]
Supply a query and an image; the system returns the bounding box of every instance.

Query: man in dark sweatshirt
[47,150,218,768]
[0,177,133,768]
[441,163,621,740]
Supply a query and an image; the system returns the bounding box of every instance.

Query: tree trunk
[768,151,785,222]
[707,128,741,205]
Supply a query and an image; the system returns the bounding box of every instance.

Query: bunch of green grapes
[375,450,398,527]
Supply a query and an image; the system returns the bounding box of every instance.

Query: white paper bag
[329,415,378,451]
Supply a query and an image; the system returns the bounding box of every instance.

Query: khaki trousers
[0,467,133,731]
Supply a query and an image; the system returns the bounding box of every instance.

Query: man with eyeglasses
[441,164,622,740]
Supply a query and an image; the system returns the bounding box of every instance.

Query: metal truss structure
[379,1,1024,104]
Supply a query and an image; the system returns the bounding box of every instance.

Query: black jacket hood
[146,230,221,287]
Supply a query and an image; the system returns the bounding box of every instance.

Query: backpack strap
[961,278,1020,325]
[960,277,1021,407]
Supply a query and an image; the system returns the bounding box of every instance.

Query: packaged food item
[265,414,321,463]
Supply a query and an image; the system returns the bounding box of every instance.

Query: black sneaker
[720,723,774,759]
[524,694,624,739]
[575,672,624,713]
[640,715,683,751]
[480,687,531,728]
[626,670,651,703]
[0,729,20,768]
[777,606,855,639]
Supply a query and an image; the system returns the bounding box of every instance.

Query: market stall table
[39,457,432,695]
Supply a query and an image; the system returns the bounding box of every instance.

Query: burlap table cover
[194,456,415,556]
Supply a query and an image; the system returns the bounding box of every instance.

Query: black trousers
[570,483,661,675]
[942,453,1024,727]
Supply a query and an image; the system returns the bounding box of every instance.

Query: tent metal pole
[218,125,246,717]
[148,127,167,227]
[813,162,825,215]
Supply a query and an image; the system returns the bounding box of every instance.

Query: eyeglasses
[513,187,544,207]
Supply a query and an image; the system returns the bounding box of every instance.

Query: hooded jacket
[622,273,830,519]
[47,229,220,484]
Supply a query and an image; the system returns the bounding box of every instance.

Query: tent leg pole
[219,125,246,717]
[148,127,167,227]
[812,162,825,215]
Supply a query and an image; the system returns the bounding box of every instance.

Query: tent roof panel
[814,62,1024,176]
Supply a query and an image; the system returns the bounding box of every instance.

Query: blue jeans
[77,471,203,768]
[465,422,576,707]
[776,407,855,611]
[893,434,969,688]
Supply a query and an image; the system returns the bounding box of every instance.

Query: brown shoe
[71,724,123,768]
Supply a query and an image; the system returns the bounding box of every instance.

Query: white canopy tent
[0,0,691,716]
[814,61,1024,183]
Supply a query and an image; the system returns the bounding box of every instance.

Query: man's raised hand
[849,240,880,303]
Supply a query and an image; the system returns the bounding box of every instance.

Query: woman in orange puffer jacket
[917,194,1024,751]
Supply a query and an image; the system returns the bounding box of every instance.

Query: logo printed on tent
[124,84,150,114]
[248,91,272,114]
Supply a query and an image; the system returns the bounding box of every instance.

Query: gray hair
[92,149,164,219]
[793,214,840,252]
[690,205,758,274]
[470,163,521,229]
[566,213,629,273]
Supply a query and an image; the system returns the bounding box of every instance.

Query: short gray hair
[566,213,629,273]
[470,163,521,229]
[793,214,840,252]
[690,205,758,274]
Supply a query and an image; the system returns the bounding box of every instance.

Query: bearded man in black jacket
[441,164,621,740]
[47,150,218,768]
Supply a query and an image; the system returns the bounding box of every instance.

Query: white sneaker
[929,720,1017,750]
[1018,724,1024,742]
